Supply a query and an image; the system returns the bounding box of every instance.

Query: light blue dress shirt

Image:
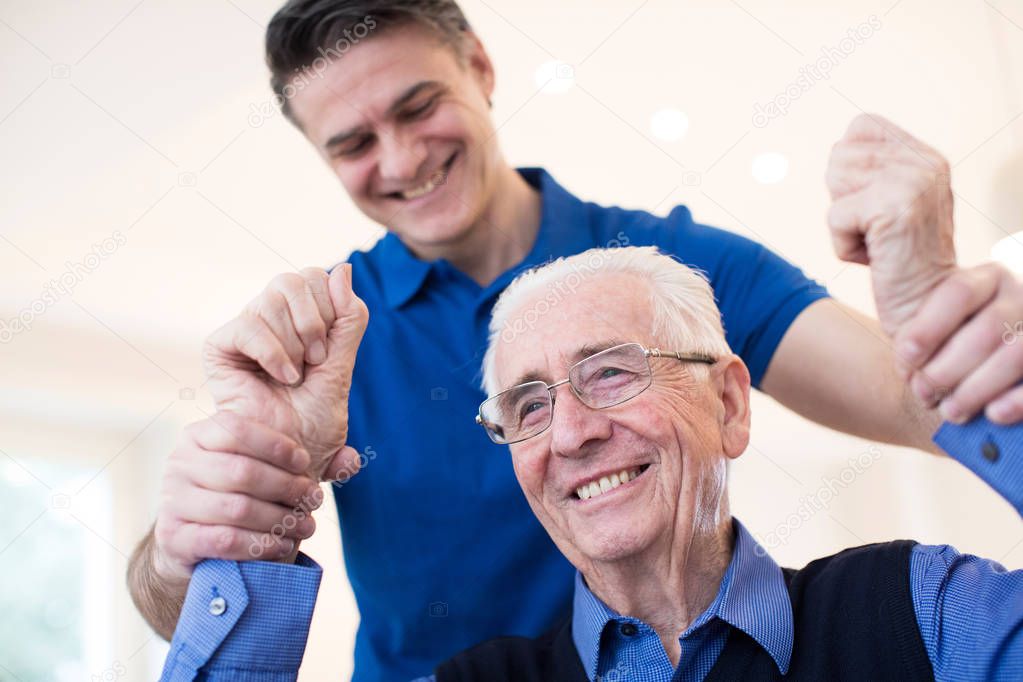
[160,419,1022,681]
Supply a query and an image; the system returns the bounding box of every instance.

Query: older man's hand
[202,264,369,481]
[826,113,956,337]
[827,115,1023,424]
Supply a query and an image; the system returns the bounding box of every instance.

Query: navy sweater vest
[435,540,934,681]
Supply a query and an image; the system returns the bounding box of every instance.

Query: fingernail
[306,484,323,504]
[940,399,963,424]
[284,364,301,384]
[987,399,1011,423]
[308,340,326,365]
[280,538,295,555]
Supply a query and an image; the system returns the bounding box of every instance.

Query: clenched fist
[826,113,956,337]
[203,264,369,480]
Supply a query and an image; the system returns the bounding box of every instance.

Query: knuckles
[211,527,240,556]
[224,455,257,488]
[269,272,306,296]
[222,494,252,524]
[295,316,327,341]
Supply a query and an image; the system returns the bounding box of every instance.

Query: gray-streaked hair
[481,246,732,395]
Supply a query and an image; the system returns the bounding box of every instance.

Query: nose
[377,131,428,182]
[548,383,613,458]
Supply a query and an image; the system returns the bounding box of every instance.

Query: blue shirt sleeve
[159,554,322,682]
[909,419,1023,681]
[933,419,1023,516]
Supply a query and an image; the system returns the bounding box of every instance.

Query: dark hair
[266,0,471,123]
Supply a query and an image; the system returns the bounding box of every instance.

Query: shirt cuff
[160,554,322,681]
[933,418,1023,516]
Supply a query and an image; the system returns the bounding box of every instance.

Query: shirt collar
[377,167,591,308]
[377,231,432,309]
[571,518,794,679]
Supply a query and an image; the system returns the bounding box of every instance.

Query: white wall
[1,1,1021,680]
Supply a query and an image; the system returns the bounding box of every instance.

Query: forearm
[762,298,942,454]
[127,526,188,640]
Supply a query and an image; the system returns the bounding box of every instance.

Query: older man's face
[494,273,749,568]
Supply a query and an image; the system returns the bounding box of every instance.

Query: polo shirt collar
[376,167,592,308]
[517,166,595,264]
[377,232,432,309]
[571,518,794,679]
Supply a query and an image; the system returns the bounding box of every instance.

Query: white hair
[481,246,732,395]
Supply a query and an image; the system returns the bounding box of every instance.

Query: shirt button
[208,596,227,616]
[620,622,638,637]
[982,440,1000,462]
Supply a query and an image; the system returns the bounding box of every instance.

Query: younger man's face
[288,22,501,254]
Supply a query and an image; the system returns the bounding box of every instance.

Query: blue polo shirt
[335,168,829,681]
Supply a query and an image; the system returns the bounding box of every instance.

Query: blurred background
[1,0,1022,679]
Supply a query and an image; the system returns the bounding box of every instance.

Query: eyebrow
[505,339,627,390]
[323,80,447,150]
[574,339,626,362]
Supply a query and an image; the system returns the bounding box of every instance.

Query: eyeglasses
[476,342,717,445]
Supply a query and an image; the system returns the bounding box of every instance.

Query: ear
[714,355,751,460]
[463,31,496,101]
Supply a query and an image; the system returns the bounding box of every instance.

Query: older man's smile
[571,463,651,501]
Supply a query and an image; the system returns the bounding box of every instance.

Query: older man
[160,247,1020,681]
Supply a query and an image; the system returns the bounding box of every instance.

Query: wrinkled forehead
[493,272,655,389]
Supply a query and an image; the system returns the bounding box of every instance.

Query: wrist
[149,538,192,587]
[873,264,956,338]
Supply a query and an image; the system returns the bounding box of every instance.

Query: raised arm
[127,265,367,637]
[762,114,1023,451]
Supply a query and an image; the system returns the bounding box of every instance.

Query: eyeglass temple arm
[646,348,717,364]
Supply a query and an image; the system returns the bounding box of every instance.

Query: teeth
[575,467,642,500]
[400,166,447,200]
